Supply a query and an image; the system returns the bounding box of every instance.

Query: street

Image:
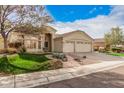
[35,65,124,88]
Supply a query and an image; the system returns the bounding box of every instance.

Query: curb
[0,61,124,88]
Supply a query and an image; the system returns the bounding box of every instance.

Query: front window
[45,42,48,48]
[26,40,36,49]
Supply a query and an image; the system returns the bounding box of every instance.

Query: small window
[45,42,48,48]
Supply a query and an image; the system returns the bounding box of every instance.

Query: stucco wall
[0,35,4,49]
[54,38,63,52]
[63,31,92,42]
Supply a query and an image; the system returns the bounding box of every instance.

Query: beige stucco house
[1,26,93,53]
[9,25,56,53]
[54,30,93,53]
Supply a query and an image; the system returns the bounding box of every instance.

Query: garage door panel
[75,41,91,52]
[63,40,92,53]
[63,42,74,52]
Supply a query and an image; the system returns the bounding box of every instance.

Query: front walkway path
[0,60,124,88]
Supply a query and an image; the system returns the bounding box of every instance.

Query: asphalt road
[34,66,124,88]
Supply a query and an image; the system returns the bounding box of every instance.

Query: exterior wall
[0,35,4,49]
[63,31,92,42]
[9,32,21,43]
[54,38,63,52]
[91,41,94,52]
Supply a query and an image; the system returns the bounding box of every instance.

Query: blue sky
[46,5,124,38]
[46,5,112,22]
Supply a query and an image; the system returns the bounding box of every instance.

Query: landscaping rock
[50,59,63,69]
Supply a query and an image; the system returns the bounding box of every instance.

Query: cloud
[49,6,124,39]
[89,7,97,14]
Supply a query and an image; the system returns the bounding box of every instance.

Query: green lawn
[108,52,124,57]
[0,53,52,74]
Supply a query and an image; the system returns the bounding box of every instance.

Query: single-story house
[1,25,94,53]
[93,38,105,51]
[9,25,56,53]
[54,30,93,53]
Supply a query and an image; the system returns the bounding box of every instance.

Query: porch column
[51,33,54,52]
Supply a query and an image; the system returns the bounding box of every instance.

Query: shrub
[52,52,67,61]
[111,47,122,53]
[99,49,106,53]
[38,61,52,71]
[0,56,14,73]
[0,48,17,54]
[7,48,17,54]
[94,48,98,51]
[0,49,6,54]
[18,46,26,53]
[8,42,22,49]
[50,59,63,69]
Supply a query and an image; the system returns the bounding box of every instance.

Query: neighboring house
[93,38,105,51]
[9,25,56,53]
[54,30,93,53]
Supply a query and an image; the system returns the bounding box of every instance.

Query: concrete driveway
[72,52,124,62]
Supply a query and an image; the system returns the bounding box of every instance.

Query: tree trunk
[3,37,8,52]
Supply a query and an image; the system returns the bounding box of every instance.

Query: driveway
[72,52,124,61]
[35,65,124,88]
[62,52,124,68]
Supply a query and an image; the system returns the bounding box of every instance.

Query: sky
[46,5,124,39]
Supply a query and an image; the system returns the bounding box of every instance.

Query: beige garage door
[63,41,74,52]
[63,40,92,52]
[75,41,91,52]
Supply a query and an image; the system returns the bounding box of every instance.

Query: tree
[0,5,52,52]
[111,27,124,46]
[104,26,124,50]
[104,32,112,50]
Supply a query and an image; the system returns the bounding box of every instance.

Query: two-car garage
[54,30,93,53]
[63,40,92,52]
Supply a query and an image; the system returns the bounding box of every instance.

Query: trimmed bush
[8,42,22,49]
[0,49,6,54]
[50,59,63,69]
[111,47,122,53]
[52,52,67,61]
[18,46,26,53]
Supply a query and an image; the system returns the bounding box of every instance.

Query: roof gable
[55,30,93,40]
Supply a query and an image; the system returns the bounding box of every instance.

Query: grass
[0,53,52,74]
[108,52,124,57]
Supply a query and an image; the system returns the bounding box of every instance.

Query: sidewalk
[0,61,124,88]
